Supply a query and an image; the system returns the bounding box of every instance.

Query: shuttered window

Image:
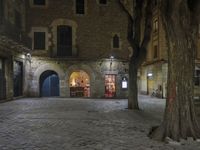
[34,32,46,50]
[76,0,85,14]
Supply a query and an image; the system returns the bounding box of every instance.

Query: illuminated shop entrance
[69,71,90,97]
[105,74,116,98]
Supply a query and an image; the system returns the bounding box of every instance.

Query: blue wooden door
[41,74,59,97]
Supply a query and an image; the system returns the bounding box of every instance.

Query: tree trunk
[128,60,139,109]
[119,0,152,110]
[149,0,200,141]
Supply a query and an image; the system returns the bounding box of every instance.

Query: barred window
[76,0,85,14]
[34,32,46,50]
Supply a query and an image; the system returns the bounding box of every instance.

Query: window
[153,19,158,32]
[154,0,157,7]
[34,32,46,50]
[0,0,4,23]
[99,0,107,4]
[113,34,120,48]
[195,69,200,86]
[199,24,200,38]
[33,0,46,5]
[153,45,158,59]
[15,10,22,29]
[57,25,72,57]
[76,0,85,14]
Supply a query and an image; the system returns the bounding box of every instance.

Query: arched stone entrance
[39,70,59,97]
[32,63,66,97]
[69,70,90,97]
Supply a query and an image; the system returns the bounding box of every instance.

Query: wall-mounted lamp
[110,55,114,66]
[26,53,32,62]
[147,72,153,77]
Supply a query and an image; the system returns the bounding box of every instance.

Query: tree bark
[128,59,139,109]
[149,0,200,141]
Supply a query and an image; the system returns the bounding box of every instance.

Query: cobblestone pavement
[0,95,199,150]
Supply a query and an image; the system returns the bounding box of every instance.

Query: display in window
[105,74,116,98]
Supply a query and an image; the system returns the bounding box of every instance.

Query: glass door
[105,74,116,98]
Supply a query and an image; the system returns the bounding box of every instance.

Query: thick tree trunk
[128,60,139,109]
[149,0,200,141]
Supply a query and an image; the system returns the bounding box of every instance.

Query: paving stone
[0,96,199,149]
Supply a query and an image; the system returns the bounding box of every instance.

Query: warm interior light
[71,78,76,86]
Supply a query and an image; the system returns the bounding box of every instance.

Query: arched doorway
[69,70,90,97]
[40,70,59,97]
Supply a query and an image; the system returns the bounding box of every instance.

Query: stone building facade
[138,1,200,98]
[0,0,31,101]
[25,0,130,98]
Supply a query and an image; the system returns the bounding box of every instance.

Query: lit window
[33,0,46,5]
[34,32,46,50]
[76,0,85,14]
[113,34,120,48]
[99,0,107,5]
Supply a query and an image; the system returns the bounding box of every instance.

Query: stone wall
[28,57,128,98]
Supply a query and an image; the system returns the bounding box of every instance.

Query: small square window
[99,0,107,5]
[33,0,46,5]
[34,32,46,50]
